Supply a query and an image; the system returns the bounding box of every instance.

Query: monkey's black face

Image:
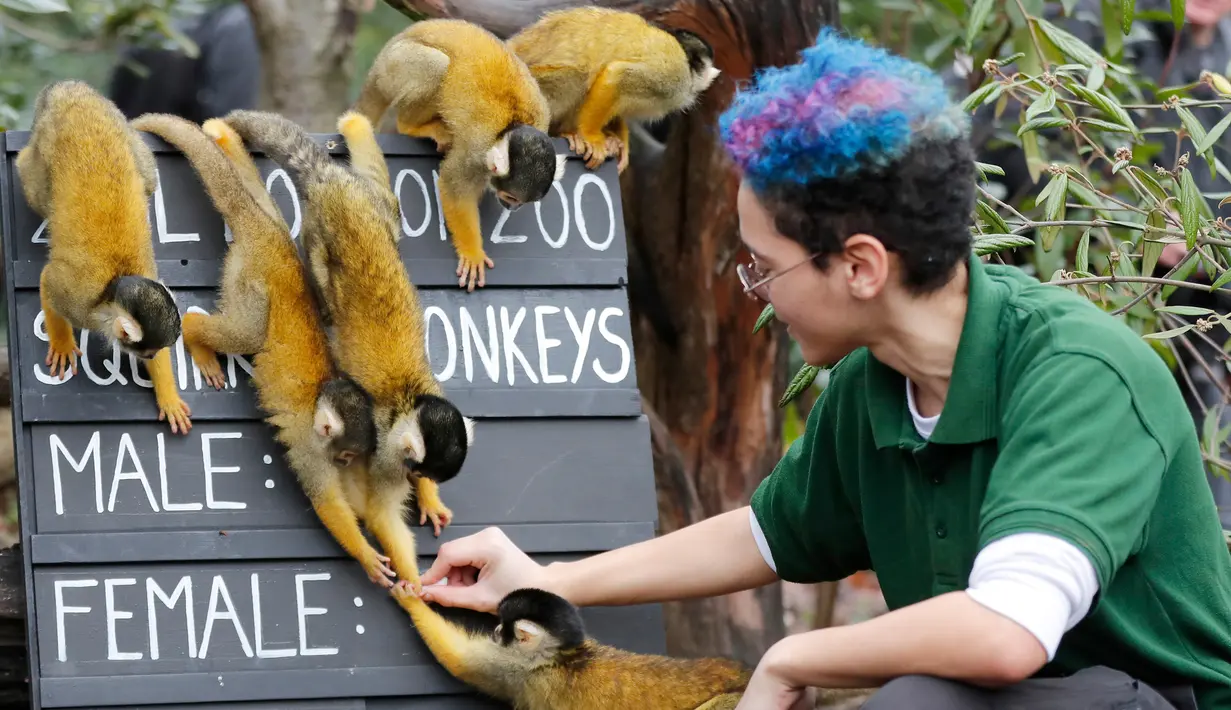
[492,124,558,207]
[105,275,182,353]
[405,394,472,484]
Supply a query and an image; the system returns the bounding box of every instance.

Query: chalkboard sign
[1,130,663,709]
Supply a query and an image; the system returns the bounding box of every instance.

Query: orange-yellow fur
[390,586,753,710]
[354,19,553,290]
[17,81,191,433]
[219,109,459,590]
[507,8,720,172]
[129,113,399,589]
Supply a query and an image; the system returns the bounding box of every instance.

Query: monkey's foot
[456,251,494,292]
[188,344,226,390]
[362,551,397,588]
[418,497,453,537]
[604,134,629,174]
[157,394,193,435]
[45,338,80,380]
[564,132,609,170]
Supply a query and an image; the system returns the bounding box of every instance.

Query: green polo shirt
[751,253,1231,707]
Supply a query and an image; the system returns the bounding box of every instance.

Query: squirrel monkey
[130,112,401,589]
[16,80,192,433]
[353,18,567,291]
[506,8,721,173]
[391,585,753,709]
[220,109,475,590]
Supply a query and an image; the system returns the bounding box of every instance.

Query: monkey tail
[220,109,332,198]
[130,113,283,245]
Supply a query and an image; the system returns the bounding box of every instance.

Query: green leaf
[1041,172,1069,251]
[1176,105,1210,149]
[1121,0,1136,33]
[1129,166,1169,204]
[975,161,1006,178]
[1163,255,1201,300]
[934,0,966,17]
[976,200,1011,234]
[1034,16,1131,73]
[1142,323,1195,340]
[961,82,1003,112]
[973,234,1035,255]
[1171,0,1185,29]
[0,0,69,11]
[1068,83,1138,135]
[1076,228,1091,273]
[1212,267,1231,291]
[1156,305,1218,316]
[1078,117,1135,133]
[753,303,776,334]
[966,0,995,52]
[779,365,821,408]
[1141,210,1168,276]
[1101,0,1124,59]
[1021,122,1046,184]
[1196,110,1231,155]
[1087,63,1106,91]
[1113,159,1130,173]
[1018,116,1071,135]
[1179,167,1203,248]
[1026,88,1057,120]
[994,51,1027,66]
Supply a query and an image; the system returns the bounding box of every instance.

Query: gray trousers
[860,666,1198,710]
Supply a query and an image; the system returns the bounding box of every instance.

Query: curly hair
[718,27,976,294]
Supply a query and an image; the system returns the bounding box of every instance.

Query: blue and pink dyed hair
[718,27,970,192]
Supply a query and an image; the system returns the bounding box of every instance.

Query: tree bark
[0,546,28,709]
[242,0,364,131]
[382,0,839,665]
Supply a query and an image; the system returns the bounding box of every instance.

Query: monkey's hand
[148,349,193,434]
[364,551,397,588]
[564,132,610,170]
[157,394,193,435]
[45,331,80,380]
[417,477,453,537]
[456,249,494,292]
[391,579,426,611]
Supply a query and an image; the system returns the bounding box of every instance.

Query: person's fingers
[419,536,493,586]
[421,580,497,613]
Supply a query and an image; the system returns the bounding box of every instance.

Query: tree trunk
[242,0,364,131]
[382,0,839,665]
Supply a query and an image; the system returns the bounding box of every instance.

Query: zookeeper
[407,27,1231,710]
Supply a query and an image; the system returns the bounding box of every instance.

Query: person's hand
[417,526,548,613]
[735,642,811,710]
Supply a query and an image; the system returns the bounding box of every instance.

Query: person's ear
[842,234,890,300]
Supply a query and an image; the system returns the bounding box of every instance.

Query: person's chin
[799,340,850,369]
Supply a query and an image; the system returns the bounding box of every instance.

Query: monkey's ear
[553,153,567,182]
[486,135,511,177]
[513,619,545,649]
[463,416,476,446]
[400,409,427,463]
[314,401,342,440]
[112,314,143,344]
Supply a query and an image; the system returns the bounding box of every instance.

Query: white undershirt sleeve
[964,532,1100,661]
[749,507,778,574]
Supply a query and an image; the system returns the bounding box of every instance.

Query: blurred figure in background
[108,1,260,122]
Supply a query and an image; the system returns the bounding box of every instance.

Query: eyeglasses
[737,253,821,301]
